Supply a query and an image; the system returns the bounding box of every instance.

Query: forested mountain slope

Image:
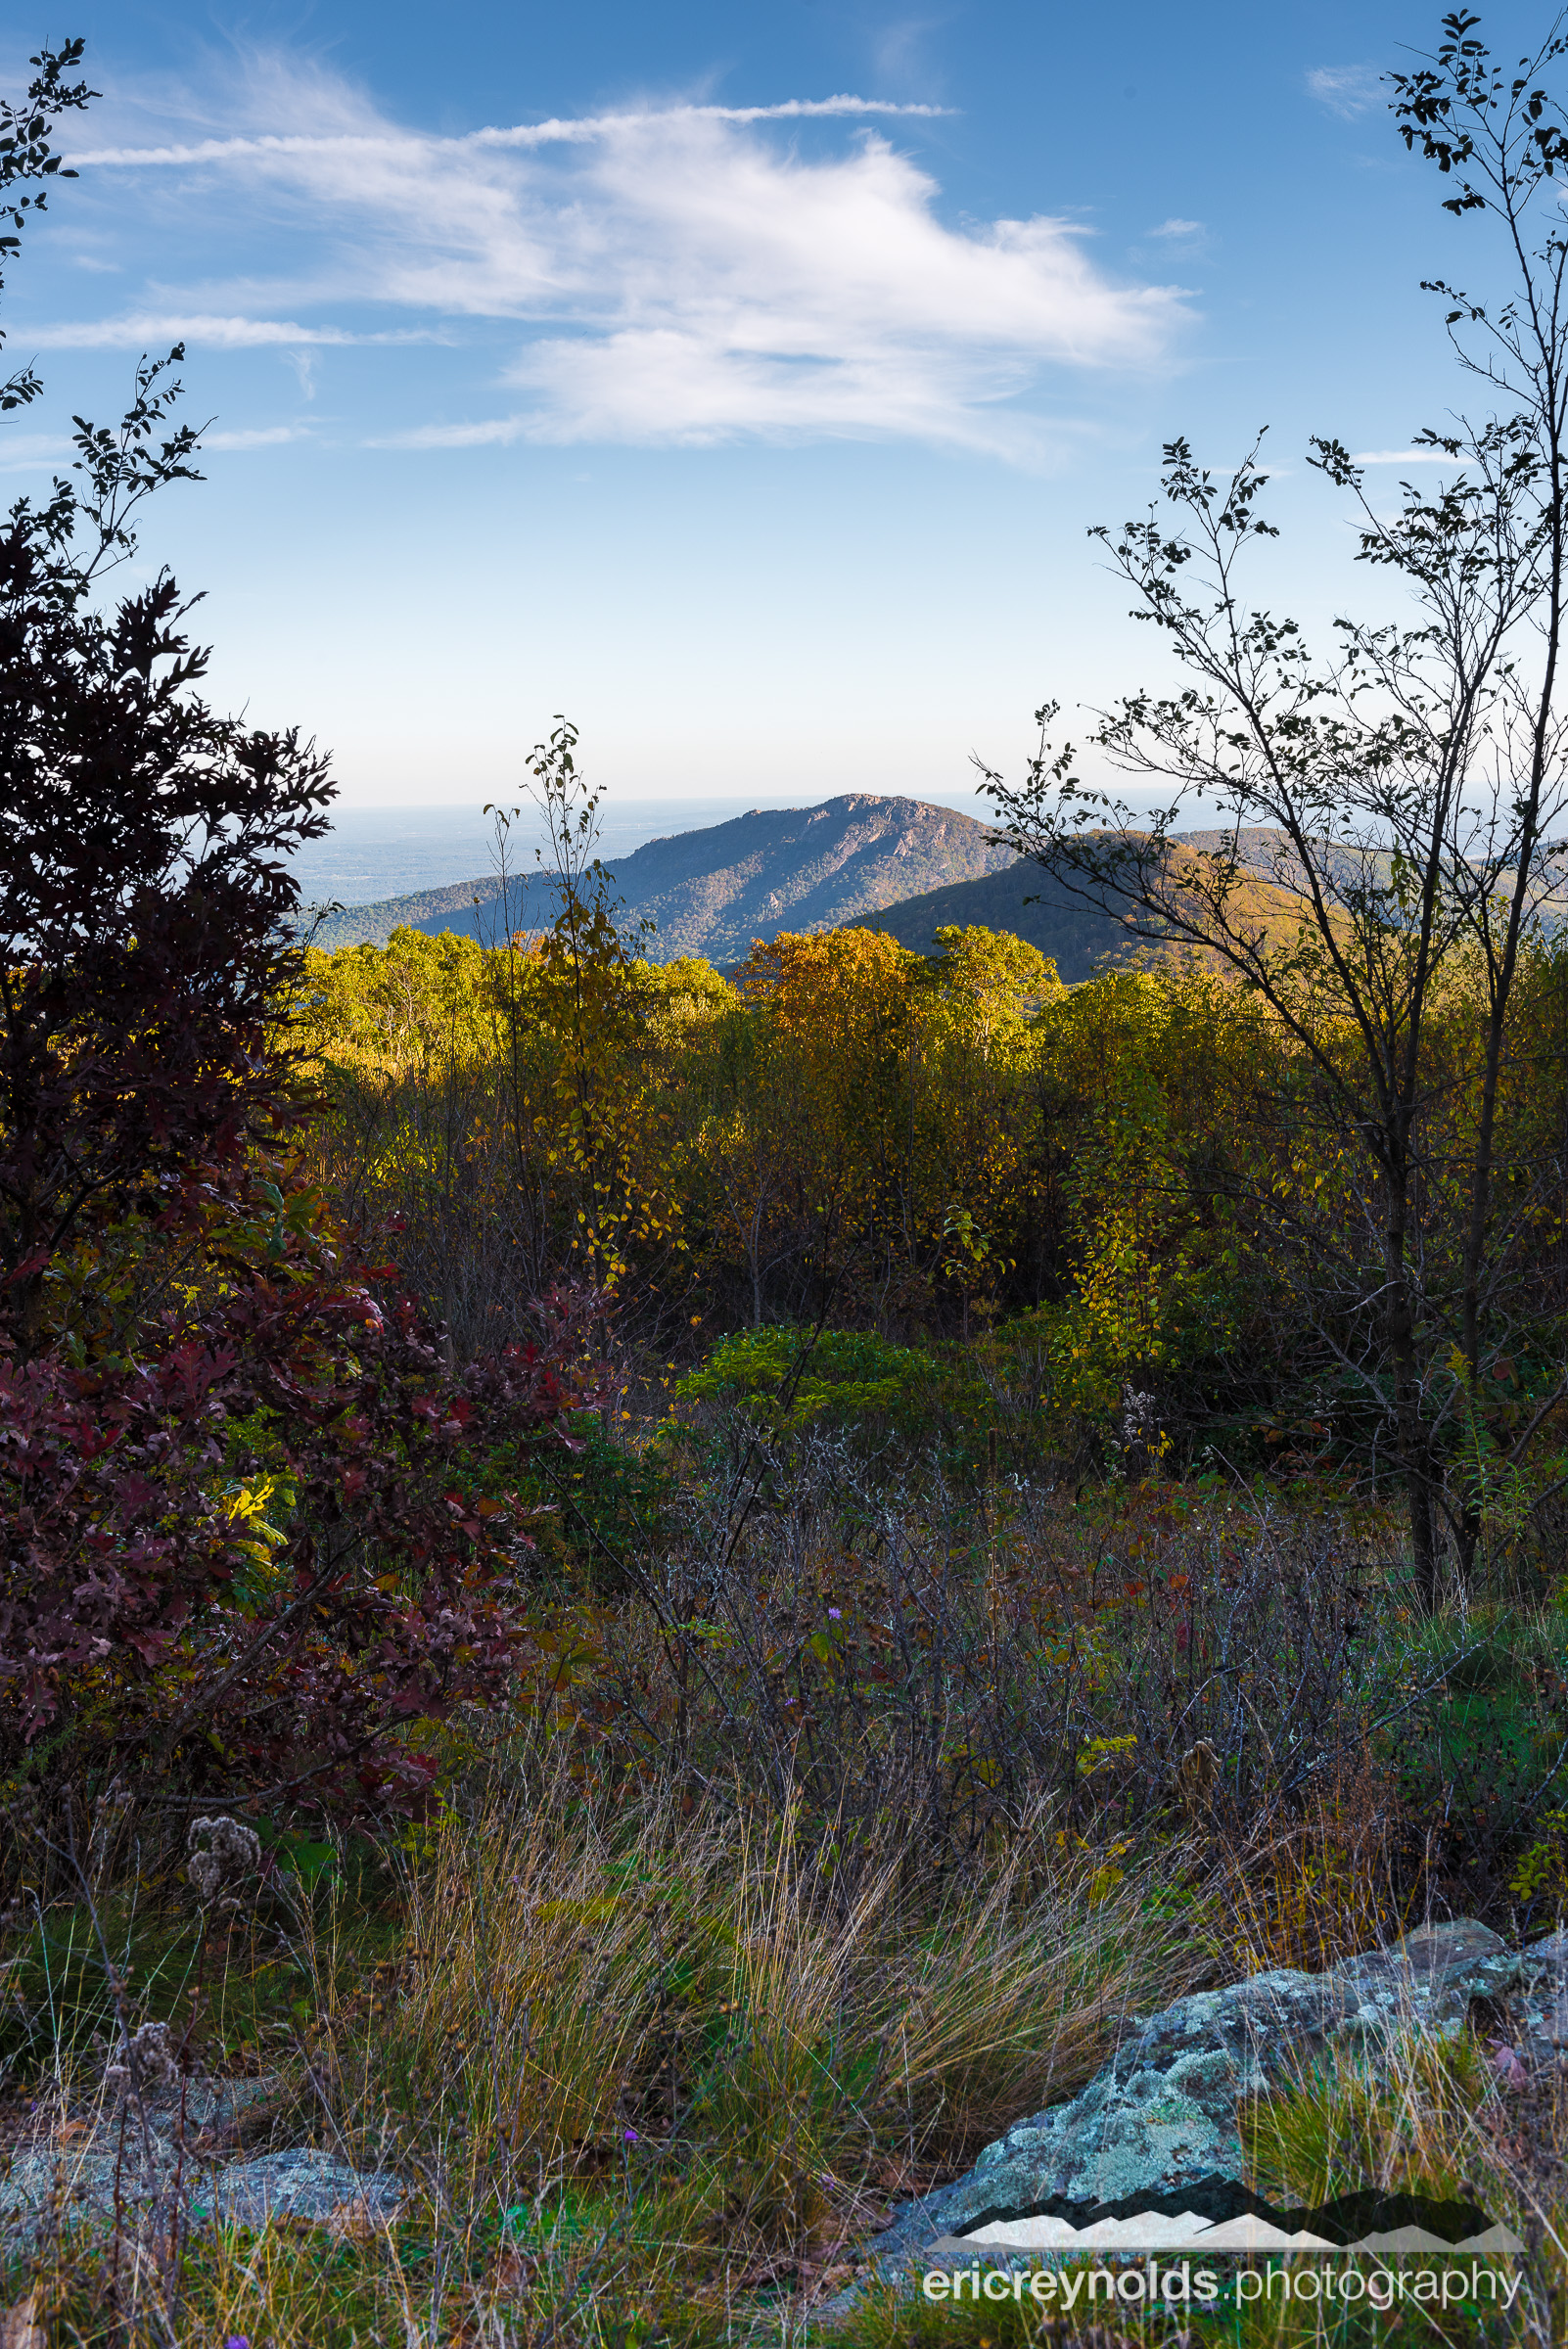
[305,794,1015,960]
[864,833,1320,982]
[861,857,1138,981]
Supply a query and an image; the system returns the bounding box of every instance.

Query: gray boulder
[0,2075,402,2251]
[859,1918,1561,2280]
[201,2146,403,2230]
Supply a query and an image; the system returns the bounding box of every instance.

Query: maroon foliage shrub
[0,1183,605,1813]
[0,49,608,1823]
[0,545,334,1358]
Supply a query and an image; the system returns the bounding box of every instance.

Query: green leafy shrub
[1359,1603,1568,1918]
[674,1325,990,1461]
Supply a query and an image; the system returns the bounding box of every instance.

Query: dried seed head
[1176,1739,1222,1813]
[187,1816,261,1909]
[105,2019,181,2099]
[88,1775,135,1880]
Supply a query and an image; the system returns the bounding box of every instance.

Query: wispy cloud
[205,423,313,449]
[1351,447,1452,464]
[69,97,954,170]
[24,314,442,349]
[1307,66,1384,121]
[871,20,945,88]
[1149,217,1203,239]
[0,430,69,474]
[57,63,1192,462]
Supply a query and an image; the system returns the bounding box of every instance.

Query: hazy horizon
[286,782,1003,906]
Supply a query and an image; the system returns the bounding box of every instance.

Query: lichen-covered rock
[201,2146,403,2229]
[0,2077,401,2252]
[1502,1925,1568,2063]
[858,1918,1558,2281]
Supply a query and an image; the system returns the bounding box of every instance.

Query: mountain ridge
[301,794,1016,961]
[860,858,1139,982]
[299,801,1336,982]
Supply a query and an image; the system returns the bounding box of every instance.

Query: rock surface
[0,2078,402,2250]
[202,2146,404,2230]
[858,1919,1566,2282]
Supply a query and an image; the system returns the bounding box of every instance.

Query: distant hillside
[302,875,499,951]
[1176,826,1368,898]
[865,833,1330,982]
[303,795,1015,961]
[1182,826,1568,934]
[861,859,1141,983]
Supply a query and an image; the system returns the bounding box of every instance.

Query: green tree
[484,723,682,1308]
[984,13,1568,1604]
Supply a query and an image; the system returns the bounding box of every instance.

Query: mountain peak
[305,793,1013,961]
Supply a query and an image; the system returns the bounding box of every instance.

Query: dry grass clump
[2,1777,1207,2345]
[344,1769,1210,2248]
[881,1835,1200,2160]
[372,1787,669,2189]
[1245,2026,1497,2208]
[1213,1777,1412,1981]
[1240,2024,1568,2344]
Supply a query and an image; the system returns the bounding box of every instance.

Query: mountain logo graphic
[926,2180,1526,2259]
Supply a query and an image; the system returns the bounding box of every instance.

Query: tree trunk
[1386,1207,1440,1613]
[1406,1455,1440,1616]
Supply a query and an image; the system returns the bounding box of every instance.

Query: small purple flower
[828,1607,842,1620]
[226,2336,251,2349]
[623,2127,639,2144]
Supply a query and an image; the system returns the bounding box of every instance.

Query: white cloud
[61,67,1192,461]
[1150,218,1204,239]
[0,430,69,473]
[205,424,313,449]
[24,314,441,349]
[1307,66,1384,121]
[1351,447,1452,464]
[69,96,953,170]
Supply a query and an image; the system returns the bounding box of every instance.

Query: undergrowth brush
[8,1458,1568,2344]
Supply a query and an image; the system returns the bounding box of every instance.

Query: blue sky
[4,0,1551,809]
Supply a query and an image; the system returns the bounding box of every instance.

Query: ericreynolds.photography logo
[919,2179,1527,2315]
